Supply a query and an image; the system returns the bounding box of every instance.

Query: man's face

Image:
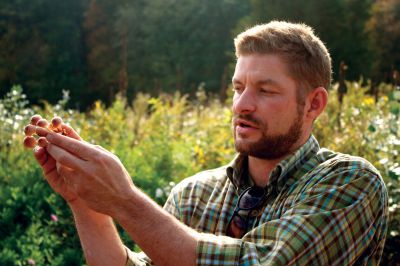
[232,54,305,160]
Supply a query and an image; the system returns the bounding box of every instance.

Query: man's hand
[42,130,135,216]
[24,115,129,266]
[25,115,82,205]
[32,117,198,266]
[34,146,80,204]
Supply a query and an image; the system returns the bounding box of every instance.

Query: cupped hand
[25,115,82,205]
[34,145,79,203]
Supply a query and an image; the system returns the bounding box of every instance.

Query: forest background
[0,0,399,265]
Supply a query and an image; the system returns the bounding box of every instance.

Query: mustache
[232,114,263,127]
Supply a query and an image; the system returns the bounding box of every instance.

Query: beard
[233,111,304,160]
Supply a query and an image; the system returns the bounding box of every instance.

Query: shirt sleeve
[196,169,388,265]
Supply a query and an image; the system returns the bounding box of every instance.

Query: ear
[305,87,328,121]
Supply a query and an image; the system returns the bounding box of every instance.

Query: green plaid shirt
[126,135,388,265]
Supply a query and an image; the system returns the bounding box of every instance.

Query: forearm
[114,187,198,266]
[69,200,127,266]
[41,130,197,265]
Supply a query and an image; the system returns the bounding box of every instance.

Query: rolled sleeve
[197,233,242,266]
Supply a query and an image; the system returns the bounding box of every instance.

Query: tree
[0,0,88,106]
[82,0,120,106]
[366,0,400,83]
[120,0,250,97]
[236,0,373,82]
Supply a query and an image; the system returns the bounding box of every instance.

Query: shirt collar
[226,135,320,192]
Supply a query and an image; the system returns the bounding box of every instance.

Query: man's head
[234,21,332,101]
[232,21,331,160]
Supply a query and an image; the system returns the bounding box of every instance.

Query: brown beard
[232,110,303,160]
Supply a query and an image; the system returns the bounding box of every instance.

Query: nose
[232,88,257,115]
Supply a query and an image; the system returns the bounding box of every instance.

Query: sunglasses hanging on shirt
[226,186,269,238]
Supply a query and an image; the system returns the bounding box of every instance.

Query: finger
[36,121,82,140]
[80,142,108,155]
[33,146,48,165]
[30,115,42,126]
[46,143,87,171]
[36,126,52,137]
[46,132,100,160]
[37,118,50,128]
[24,124,36,136]
[33,147,57,176]
[48,162,79,203]
[50,117,63,132]
[90,143,107,152]
[61,123,82,141]
[37,137,48,148]
[23,136,36,149]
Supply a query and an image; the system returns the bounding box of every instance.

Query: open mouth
[235,119,258,129]
[239,122,251,128]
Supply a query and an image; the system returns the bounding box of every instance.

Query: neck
[248,134,311,187]
[248,156,280,187]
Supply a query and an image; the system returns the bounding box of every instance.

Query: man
[30,21,388,265]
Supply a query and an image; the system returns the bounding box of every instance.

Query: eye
[233,86,244,94]
[260,88,277,95]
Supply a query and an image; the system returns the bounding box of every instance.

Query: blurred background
[0,0,399,265]
[0,0,399,108]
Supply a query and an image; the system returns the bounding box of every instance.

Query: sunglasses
[226,186,267,238]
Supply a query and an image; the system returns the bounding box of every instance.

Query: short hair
[234,21,332,96]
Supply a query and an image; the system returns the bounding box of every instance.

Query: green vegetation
[0,83,399,265]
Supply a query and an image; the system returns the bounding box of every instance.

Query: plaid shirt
[126,135,388,265]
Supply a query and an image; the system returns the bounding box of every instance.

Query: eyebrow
[232,78,283,89]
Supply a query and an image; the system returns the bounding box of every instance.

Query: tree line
[0,0,398,109]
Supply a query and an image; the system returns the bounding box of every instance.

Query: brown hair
[234,21,332,99]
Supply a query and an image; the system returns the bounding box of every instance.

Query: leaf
[368,124,376,132]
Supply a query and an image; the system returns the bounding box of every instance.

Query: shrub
[0,83,398,264]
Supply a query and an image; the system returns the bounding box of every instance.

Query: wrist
[68,198,100,217]
[112,186,144,223]
[69,199,113,224]
[67,198,87,209]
